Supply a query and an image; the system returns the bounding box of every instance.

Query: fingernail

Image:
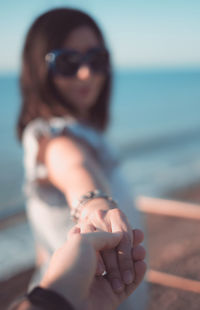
[111,279,123,292]
[123,270,133,285]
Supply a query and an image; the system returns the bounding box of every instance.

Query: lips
[78,86,91,97]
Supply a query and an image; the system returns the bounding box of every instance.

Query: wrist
[70,189,118,223]
[26,286,75,310]
[40,281,81,309]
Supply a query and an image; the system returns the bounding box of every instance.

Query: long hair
[17,8,112,140]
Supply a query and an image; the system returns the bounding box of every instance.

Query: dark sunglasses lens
[49,48,109,76]
[55,52,80,76]
[88,49,109,72]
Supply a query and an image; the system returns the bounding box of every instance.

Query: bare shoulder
[39,134,85,165]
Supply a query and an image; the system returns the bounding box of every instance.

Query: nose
[76,65,91,80]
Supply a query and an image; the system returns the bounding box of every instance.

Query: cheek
[53,77,72,96]
[93,75,106,93]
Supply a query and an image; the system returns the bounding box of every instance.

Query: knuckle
[106,266,121,278]
[117,239,132,260]
[86,223,94,231]
[109,208,129,225]
[115,233,132,253]
[122,231,132,245]
[94,209,106,220]
[109,208,120,214]
[109,208,121,217]
[102,251,120,276]
[134,245,146,258]
[116,208,123,217]
[118,255,133,270]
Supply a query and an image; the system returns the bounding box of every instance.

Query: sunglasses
[45,47,110,77]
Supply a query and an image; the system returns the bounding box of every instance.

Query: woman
[17,8,148,309]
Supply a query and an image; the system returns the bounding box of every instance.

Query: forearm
[45,137,113,214]
[53,161,114,220]
[58,162,109,206]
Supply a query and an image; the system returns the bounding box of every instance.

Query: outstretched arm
[38,135,139,292]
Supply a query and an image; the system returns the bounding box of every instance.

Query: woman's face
[53,26,106,113]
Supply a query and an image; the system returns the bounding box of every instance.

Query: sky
[1,0,200,73]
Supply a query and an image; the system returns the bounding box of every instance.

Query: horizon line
[1,64,200,76]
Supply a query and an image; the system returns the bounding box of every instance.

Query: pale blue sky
[1,0,200,72]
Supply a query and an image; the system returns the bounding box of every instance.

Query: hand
[79,206,137,293]
[40,227,146,310]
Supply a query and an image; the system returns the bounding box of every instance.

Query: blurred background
[1,0,200,309]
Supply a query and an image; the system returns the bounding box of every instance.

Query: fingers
[108,209,134,286]
[79,221,123,277]
[67,226,81,240]
[132,245,146,261]
[125,261,147,296]
[117,233,134,286]
[135,260,147,284]
[96,252,106,275]
[89,209,109,231]
[101,248,124,293]
[133,229,144,246]
[78,221,123,251]
[84,231,123,251]
[78,221,106,275]
[79,222,96,233]
[69,225,144,251]
[122,243,146,297]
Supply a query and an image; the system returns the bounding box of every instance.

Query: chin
[79,97,97,109]
[71,92,99,110]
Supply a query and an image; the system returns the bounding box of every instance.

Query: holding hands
[41,226,146,310]
[78,197,141,293]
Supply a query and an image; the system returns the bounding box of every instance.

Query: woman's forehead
[63,26,101,52]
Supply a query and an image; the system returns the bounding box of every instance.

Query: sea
[1,69,200,220]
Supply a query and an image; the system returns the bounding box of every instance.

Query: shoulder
[45,135,86,166]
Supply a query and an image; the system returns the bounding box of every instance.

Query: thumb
[84,231,123,251]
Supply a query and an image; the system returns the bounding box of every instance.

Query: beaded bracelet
[70,189,118,222]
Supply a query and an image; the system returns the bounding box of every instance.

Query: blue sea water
[1,69,200,218]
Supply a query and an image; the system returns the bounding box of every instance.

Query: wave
[119,126,200,160]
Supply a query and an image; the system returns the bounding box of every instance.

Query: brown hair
[17,8,112,140]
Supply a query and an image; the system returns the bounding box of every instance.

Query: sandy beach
[147,183,200,309]
[1,183,200,309]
